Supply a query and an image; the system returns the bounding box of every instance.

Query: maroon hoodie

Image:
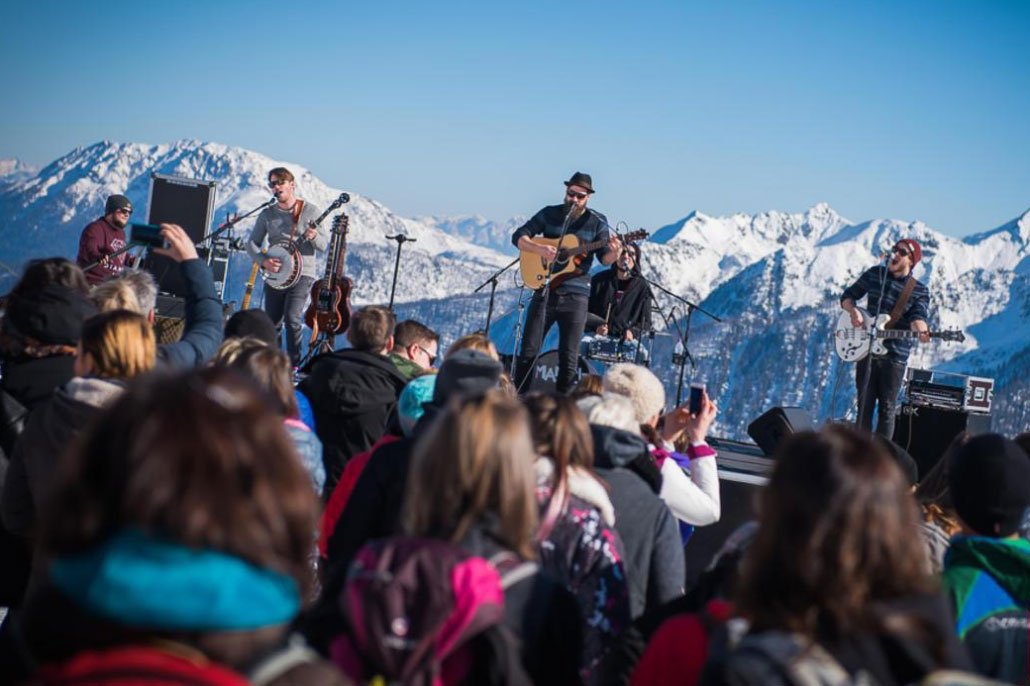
[76,217,131,285]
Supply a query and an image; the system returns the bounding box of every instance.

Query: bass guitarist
[246,166,328,366]
[512,172,621,394]
[840,238,930,438]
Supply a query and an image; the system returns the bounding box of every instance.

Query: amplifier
[908,380,965,410]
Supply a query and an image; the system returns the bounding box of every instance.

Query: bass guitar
[833,307,965,362]
[304,213,352,340]
[520,229,649,290]
[262,192,350,291]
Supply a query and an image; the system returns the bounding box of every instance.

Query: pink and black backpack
[331,536,537,686]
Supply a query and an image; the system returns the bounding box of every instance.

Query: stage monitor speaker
[892,404,991,479]
[140,173,217,297]
[747,406,814,456]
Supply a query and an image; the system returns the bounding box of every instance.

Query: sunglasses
[566,190,588,200]
[268,179,289,188]
[115,208,133,217]
[891,246,911,258]
[416,344,438,366]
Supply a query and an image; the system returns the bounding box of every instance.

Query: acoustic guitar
[519,229,649,290]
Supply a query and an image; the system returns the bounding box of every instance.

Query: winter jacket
[157,258,224,369]
[76,217,132,286]
[591,424,685,619]
[588,269,653,338]
[283,418,326,495]
[943,536,1030,683]
[387,352,425,381]
[535,458,630,682]
[0,354,76,412]
[701,592,972,686]
[298,349,408,493]
[2,377,125,536]
[656,443,721,527]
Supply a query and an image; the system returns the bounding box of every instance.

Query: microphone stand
[643,276,722,405]
[474,256,520,334]
[855,257,891,431]
[385,234,416,311]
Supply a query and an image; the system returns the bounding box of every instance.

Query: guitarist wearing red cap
[840,238,930,438]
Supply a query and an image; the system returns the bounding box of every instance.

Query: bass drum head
[524,350,596,394]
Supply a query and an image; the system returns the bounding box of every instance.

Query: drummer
[586,242,653,353]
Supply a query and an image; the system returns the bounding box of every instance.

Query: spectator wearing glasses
[76,194,138,286]
[512,172,622,395]
[245,167,328,366]
[840,238,930,438]
[388,319,439,380]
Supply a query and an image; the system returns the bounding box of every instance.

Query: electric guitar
[240,262,261,310]
[520,229,649,290]
[833,307,965,362]
[304,214,352,341]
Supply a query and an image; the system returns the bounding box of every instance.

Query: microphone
[386,234,416,243]
[265,196,278,206]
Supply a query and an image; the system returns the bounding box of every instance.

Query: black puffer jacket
[299,348,408,493]
[2,377,125,537]
[590,425,684,619]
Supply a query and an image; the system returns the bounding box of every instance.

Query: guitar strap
[287,200,305,245]
[886,276,916,329]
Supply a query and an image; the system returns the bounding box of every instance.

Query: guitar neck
[877,329,945,340]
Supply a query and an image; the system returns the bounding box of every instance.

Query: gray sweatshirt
[246,201,328,279]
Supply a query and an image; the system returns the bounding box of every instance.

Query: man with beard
[76,194,137,286]
[246,167,327,366]
[841,238,930,437]
[587,242,653,362]
[512,172,621,394]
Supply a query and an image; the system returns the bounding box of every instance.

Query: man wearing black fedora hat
[511,172,621,394]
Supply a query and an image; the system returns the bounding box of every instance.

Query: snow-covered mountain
[2,139,1028,439]
[0,140,509,305]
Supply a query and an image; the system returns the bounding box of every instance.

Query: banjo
[261,192,350,290]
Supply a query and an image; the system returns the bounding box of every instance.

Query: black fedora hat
[564,172,595,194]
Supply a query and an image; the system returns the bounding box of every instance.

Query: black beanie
[105,194,132,215]
[224,309,277,346]
[431,349,502,405]
[2,285,98,346]
[949,433,1030,537]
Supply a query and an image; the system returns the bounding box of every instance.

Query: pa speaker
[139,173,216,297]
[747,406,815,456]
[892,404,991,479]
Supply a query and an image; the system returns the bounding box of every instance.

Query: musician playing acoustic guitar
[246,166,328,366]
[512,171,621,394]
[840,238,930,438]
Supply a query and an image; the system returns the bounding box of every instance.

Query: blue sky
[2,0,1027,235]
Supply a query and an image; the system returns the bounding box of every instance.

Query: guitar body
[833,307,965,362]
[519,235,583,290]
[834,308,889,362]
[304,276,352,335]
[262,240,304,291]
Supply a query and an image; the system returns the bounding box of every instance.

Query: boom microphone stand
[474,256,520,334]
[385,234,416,311]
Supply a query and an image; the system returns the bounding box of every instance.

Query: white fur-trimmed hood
[535,457,616,526]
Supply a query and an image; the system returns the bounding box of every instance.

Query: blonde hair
[210,336,269,367]
[80,310,155,379]
[445,333,499,361]
[91,279,143,314]
[402,390,539,559]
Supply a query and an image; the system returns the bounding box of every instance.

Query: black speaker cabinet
[892,404,992,479]
[139,173,217,297]
[746,406,815,456]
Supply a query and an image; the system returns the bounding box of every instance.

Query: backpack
[332,536,537,686]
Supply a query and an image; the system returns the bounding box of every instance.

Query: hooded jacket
[2,377,125,536]
[536,459,630,682]
[590,425,684,619]
[943,536,1030,683]
[299,348,408,492]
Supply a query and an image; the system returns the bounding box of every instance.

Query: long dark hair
[736,425,933,640]
[523,393,596,498]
